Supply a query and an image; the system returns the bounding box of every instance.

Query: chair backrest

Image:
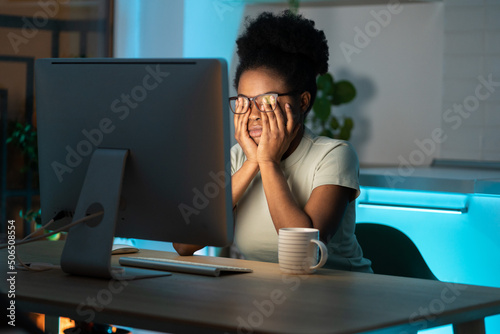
[355,223,438,280]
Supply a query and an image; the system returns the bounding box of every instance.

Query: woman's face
[237,68,304,144]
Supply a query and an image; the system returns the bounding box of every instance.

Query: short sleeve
[230,143,246,175]
[312,142,360,200]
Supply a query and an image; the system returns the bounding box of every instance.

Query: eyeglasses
[228,91,299,114]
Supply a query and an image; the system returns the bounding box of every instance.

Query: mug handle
[309,239,328,270]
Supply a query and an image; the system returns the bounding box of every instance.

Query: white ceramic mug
[278,227,328,274]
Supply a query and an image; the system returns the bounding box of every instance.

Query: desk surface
[3,241,500,334]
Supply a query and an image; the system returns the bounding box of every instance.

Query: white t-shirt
[231,127,372,273]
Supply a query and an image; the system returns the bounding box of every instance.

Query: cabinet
[356,163,500,333]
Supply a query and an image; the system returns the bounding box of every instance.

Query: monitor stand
[60,148,170,280]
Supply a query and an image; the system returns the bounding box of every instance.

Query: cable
[15,217,57,271]
[1,210,103,272]
[0,211,104,249]
[10,211,104,272]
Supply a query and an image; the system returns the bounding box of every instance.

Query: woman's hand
[257,102,300,164]
[234,98,258,165]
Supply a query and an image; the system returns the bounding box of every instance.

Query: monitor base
[60,148,169,280]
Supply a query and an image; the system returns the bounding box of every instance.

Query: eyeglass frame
[228,91,301,114]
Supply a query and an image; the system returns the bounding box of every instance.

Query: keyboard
[119,256,253,277]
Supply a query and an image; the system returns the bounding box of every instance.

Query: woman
[174,10,372,273]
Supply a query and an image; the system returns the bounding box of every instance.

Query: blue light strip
[357,202,467,214]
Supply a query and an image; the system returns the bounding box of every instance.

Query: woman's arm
[303,184,355,243]
[172,243,204,256]
[259,160,354,243]
[257,101,355,243]
[232,98,262,207]
[231,160,259,207]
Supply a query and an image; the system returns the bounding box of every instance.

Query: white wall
[440,0,500,161]
[303,2,444,166]
[114,0,184,58]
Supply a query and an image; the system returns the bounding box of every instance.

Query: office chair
[355,223,438,280]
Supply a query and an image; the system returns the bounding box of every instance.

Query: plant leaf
[332,80,356,105]
[344,117,354,130]
[339,125,351,140]
[312,96,331,123]
[330,117,340,130]
[317,73,335,97]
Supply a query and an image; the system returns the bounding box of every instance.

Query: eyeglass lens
[230,94,278,113]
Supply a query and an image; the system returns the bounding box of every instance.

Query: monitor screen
[35,58,233,278]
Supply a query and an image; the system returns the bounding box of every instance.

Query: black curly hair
[234,10,329,113]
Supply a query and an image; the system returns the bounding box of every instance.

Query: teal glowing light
[356,186,500,334]
[357,202,466,214]
[183,0,245,63]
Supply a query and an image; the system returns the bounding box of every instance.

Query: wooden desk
[3,241,500,334]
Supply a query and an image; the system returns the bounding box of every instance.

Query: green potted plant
[6,120,38,174]
[288,0,357,140]
[309,73,356,140]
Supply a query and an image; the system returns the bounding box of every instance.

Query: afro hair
[234,10,329,112]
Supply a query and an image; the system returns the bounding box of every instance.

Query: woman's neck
[281,124,305,161]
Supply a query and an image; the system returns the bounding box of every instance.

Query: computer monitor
[35,58,233,279]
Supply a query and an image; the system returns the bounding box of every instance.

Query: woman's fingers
[284,103,298,135]
[267,102,294,136]
[234,98,248,130]
[260,106,270,139]
[274,102,287,133]
[233,98,259,162]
